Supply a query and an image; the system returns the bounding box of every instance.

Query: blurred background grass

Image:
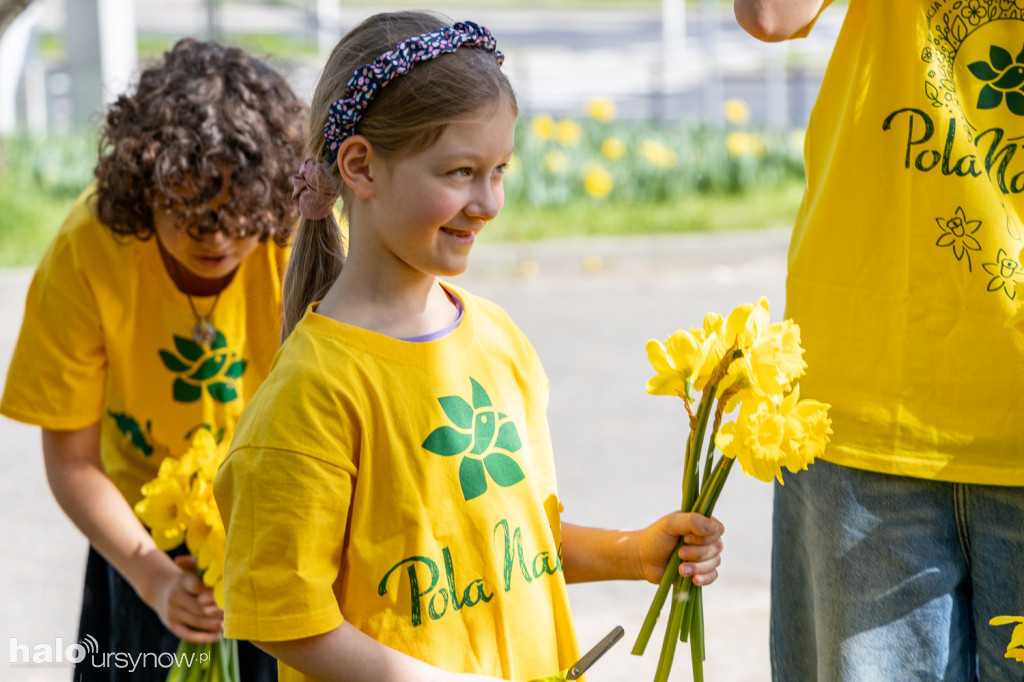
[0,100,805,266]
[0,0,815,268]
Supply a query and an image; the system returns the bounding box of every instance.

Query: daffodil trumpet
[632,298,831,682]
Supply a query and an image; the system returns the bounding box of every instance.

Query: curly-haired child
[1,38,306,681]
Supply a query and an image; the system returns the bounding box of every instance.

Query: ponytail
[281,214,345,341]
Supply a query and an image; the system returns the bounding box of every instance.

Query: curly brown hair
[93,38,306,246]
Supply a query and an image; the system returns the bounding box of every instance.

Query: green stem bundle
[632,355,740,682]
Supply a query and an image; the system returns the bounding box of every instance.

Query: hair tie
[291,157,340,221]
[324,21,504,163]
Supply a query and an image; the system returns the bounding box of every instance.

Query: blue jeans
[771,460,1024,682]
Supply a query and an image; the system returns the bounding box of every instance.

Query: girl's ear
[337,135,376,199]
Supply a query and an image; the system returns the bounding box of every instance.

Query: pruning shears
[566,625,625,679]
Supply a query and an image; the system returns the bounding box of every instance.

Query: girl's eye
[451,167,473,177]
[494,164,508,176]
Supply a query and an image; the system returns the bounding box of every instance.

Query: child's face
[362,99,516,280]
[152,179,262,286]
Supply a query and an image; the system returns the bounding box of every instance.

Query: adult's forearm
[734,0,830,42]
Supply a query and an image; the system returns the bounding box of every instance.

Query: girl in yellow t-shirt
[213,11,726,682]
[1,39,305,681]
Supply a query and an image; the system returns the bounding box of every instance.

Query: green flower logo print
[968,44,1024,115]
[422,378,526,501]
[158,330,247,403]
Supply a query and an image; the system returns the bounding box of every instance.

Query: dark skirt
[75,546,277,682]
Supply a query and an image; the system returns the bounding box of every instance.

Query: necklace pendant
[193,319,217,346]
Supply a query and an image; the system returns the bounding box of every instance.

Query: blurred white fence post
[66,0,137,127]
[764,42,789,129]
[701,0,723,124]
[660,0,685,121]
[317,0,342,58]
[0,1,44,134]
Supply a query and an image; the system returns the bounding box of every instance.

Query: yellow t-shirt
[0,189,289,504]
[215,284,580,681]
[789,0,1024,483]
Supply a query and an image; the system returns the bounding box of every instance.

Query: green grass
[0,133,97,268]
[489,180,804,242]
[0,129,804,267]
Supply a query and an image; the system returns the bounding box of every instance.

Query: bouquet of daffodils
[631,297,832,682]
[134,429,237,682]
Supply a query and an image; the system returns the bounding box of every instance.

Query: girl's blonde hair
[282,11,518,339]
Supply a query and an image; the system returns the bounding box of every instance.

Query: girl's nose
[466,179,502,221]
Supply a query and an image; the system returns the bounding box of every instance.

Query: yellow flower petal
[723,98,751,126]
[601,137,626,160]
[640,139,677,169]
[585,97,616,123]
[583,165,613,198]
[531,115,555,141]
[555,119,581,146]
[542,150,569,174]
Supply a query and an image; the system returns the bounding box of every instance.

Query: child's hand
[635,512,724,586]
[150,554,224,643]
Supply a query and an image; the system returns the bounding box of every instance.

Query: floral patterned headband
[324,21,505,163]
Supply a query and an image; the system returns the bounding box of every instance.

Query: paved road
[0,227,789,681]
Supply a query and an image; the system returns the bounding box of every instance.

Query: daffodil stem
[652,573,691,682]
[690,587,706,682]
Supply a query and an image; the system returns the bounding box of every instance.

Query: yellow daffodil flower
[601,136,626,160]
[640,139,678,169]
[716,388,830,483]
[583,165,613,198]
[585,97,617,122]
[725,297,771,351]
[135,473,190,550]
[794,397,832,461]
[716,395,789,484]
[555,119,582,146]
[531,115,556,142]
[723,98,751,126]
[726,131,766,158]
[646,329,708,398]
[542,151,569,174]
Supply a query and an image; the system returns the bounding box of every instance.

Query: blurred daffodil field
[0,97,807,267]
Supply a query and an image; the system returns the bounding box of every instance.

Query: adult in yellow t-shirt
[735,1,1024,679]
[0,39,304,682]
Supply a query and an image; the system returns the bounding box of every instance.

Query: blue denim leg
[962,483,1024,682]
[770,460,973,682]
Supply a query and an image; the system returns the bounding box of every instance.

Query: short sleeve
[790,0,834,39]
[215,445,355,642]
[1,210,107,430]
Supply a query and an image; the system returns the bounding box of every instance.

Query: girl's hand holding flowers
[634,512,724,587]
[151,554,224,643]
